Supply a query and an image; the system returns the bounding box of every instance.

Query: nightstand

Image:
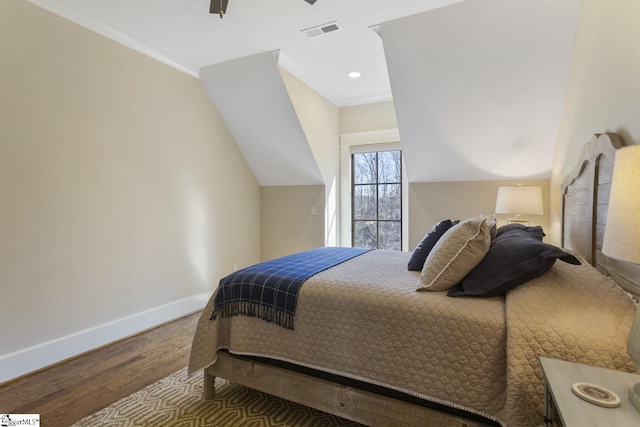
[539,357,640,426]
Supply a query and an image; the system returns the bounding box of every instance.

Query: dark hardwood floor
[0,311,201,427]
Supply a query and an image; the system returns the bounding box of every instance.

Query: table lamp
[495,185,543,224]
[601,144,640,414]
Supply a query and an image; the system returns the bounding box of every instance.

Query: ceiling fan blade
[210,0,229,16]
[304,0,318,4]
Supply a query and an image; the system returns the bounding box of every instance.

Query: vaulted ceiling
[27,0,582,185]
[28,0,460,106]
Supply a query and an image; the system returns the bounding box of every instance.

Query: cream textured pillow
[486,214,497,240]
[417,216,491,291]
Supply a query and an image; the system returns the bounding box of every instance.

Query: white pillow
[417,216,491,291]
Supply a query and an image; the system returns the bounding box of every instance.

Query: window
[352,150,402,250]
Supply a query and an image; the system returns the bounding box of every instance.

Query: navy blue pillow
[495,223,545,240]
[447,229,580,297]
[407,219,458,271]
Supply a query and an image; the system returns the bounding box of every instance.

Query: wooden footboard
[205,351,497,427]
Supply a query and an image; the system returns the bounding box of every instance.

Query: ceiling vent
[301,21,343,38]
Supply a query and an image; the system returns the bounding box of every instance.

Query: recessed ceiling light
[347,70,362,79]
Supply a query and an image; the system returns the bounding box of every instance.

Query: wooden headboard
[562,133,640,299]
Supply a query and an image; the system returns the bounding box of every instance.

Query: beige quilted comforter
[188,250,636,427]
[500,258,637,426]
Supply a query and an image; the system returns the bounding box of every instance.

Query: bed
[188,133,640,427]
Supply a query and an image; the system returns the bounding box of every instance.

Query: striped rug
[71,368,362,426]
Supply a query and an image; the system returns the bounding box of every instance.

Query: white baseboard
[0,292,211,384]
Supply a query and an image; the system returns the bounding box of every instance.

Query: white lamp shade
[602,145,640,264]
[495,186,544,215]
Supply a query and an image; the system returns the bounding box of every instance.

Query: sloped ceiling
[24,0,583,186]
[26,0,461,107]
[380,0,581,183]
[200,52,323,186]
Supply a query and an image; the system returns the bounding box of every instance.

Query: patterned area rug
[71,368,362,426]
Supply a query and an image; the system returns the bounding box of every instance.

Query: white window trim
[339,129,408,250]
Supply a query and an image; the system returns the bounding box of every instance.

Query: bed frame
[203,133,639,426]
[205,351,495,427]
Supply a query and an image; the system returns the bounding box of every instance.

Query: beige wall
[280,69,340,248]
[261,186,325,261]
[550,0,640,245]
[340,101,398,134]
[0,0,260,381]
[409,180,550,249]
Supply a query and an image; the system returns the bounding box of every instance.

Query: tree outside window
[352,150,402,250]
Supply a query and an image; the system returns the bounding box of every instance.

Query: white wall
[550,0,640,245]
[0,0,260,382]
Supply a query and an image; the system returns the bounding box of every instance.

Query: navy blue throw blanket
[211,247,371,330]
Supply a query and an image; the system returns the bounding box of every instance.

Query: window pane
[378,151,401,183]
[354,221,377,249]
[352,149,401,251]
[353,185,376,220]
[378,184,401,220]
[379,221,401,251]
[353,152,377,184]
